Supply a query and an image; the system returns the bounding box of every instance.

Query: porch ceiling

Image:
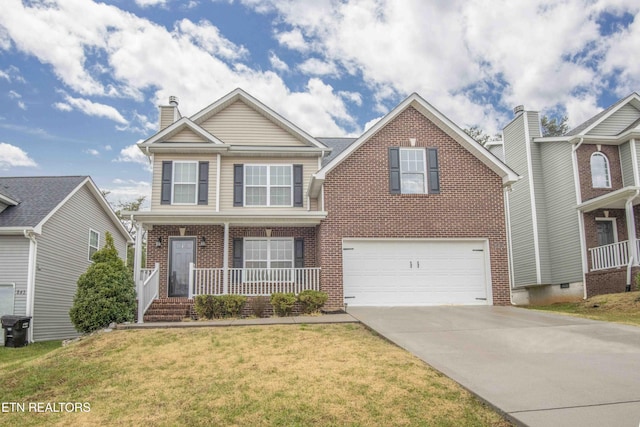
[126,210,327,227]
[578,186,640,212]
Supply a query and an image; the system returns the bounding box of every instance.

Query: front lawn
[527,291,640,326]
[0,324,510,426]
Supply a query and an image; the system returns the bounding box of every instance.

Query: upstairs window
[172,161,198,204]
[244,165,293,207]
[590,152,611,188]
[400,148,427,194]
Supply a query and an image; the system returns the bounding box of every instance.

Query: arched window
[590,152,611,188]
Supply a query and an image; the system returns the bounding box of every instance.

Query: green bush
[298,290,328,314]
[194,295,247,319]
[270,292,296,317]
[69,232,136,333]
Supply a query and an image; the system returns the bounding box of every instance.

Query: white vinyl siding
[620,142,634,187]
[167,128,207,143]
[151,154,218,211]
[400,148,427,194]
[218,157,318,211]
[200,101,307,146]
[590,104,640,136]
[172,161,198,204]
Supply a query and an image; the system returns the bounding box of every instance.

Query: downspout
[571,137,588,300]
[23,230,37,343]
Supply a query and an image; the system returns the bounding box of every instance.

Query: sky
[1,0,640,207]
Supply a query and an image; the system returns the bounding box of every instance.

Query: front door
[169,238,195,297]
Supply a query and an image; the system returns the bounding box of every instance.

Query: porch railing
[137,263,159,323]
[589,240,629,271]
[190,265,321,296]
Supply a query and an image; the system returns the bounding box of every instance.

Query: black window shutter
[388,148,401,194]
[294,238,304,268]
[427,148,440,194]
[198,161,209,205]
[232,238,243,268]
[161,161,172,204]
[293,164,303,207]
[233,164,244,207]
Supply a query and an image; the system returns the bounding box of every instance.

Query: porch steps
[144,299,194,322]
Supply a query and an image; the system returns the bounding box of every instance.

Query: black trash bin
[1,316,31,348]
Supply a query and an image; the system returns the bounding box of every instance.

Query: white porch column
[223,222,229,294]
[625,198,638,265]
[134,222,144,324]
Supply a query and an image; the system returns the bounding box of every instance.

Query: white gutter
[571,138,589,300]
[23,229,38,343]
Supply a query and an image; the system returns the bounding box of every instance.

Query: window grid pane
[400,149,426,194]
[173,162,197,204]
[244,165,292,206]
[591,153,611,188]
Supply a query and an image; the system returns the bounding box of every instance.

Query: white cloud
[269,51,289,72]
[297,58,339,77]
[85,148,100,156]
[0,142,37,169]
[275,28,309,52]
[8,90,21,99]
[135,0,168,7]
[103,179,152,208]
[17,101,26,110]
[53,102,73,112]
[114,143,151,171]
[60,94,128,124]
[104,144,113,151]
[176,19,248,60]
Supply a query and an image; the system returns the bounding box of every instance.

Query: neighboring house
[499,93,640,304]
[0,176,131,343]
[128,89,518,321]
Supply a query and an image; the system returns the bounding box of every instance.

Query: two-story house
[501,93,640,304]
[128,89,518,321]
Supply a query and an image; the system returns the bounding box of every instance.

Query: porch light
[200,236,206,247]
[156,236,162,247]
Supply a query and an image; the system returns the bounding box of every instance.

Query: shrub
[69,232,136,333]
[270,292,297,317]
[249,295,269,318]
[298,290,328,314]
[194,295,247,319]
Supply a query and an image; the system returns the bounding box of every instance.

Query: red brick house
[128,89,518,321]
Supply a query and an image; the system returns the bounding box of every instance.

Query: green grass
[527,291,640,326]
[0,325,510,426]
[0,340,61,370]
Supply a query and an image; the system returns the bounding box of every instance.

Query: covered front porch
[130,211,325,323]
[579,187,640,294]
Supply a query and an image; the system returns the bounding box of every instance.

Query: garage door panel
[343,240,489,306]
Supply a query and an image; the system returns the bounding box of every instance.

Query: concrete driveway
[348,306,640,427]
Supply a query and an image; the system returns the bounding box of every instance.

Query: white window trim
[243,237,294,269]
[590,152,612,189]
[399,148,428,194]
[88,229,100,261]
[595,217,618,244]
[171,160,199,205]
[243,164,294,207]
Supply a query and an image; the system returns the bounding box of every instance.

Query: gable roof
[312,93,519,192]
[0,176,131,241]
[316,137,358,166]
[566,92,640,137]
[138,117,227,149]
[190,88,329,150]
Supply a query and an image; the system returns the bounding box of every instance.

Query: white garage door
[342,239,490,306]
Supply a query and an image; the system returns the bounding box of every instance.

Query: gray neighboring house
[498,93,640,304]
[0,176,131,343]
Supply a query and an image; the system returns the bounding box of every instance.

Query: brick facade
[576,144,623,202]
[317,106,510,308]
[146,225,317,298]
[585,267,640,297]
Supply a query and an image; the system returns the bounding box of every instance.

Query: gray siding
[0,236,29,316]
[527,113,552,284]
[503,114,538,286]
[635,142,640,181]
[590,104,640,136]
[620,142,634,187]
[540,142,583,283]
[33,185,128,342]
